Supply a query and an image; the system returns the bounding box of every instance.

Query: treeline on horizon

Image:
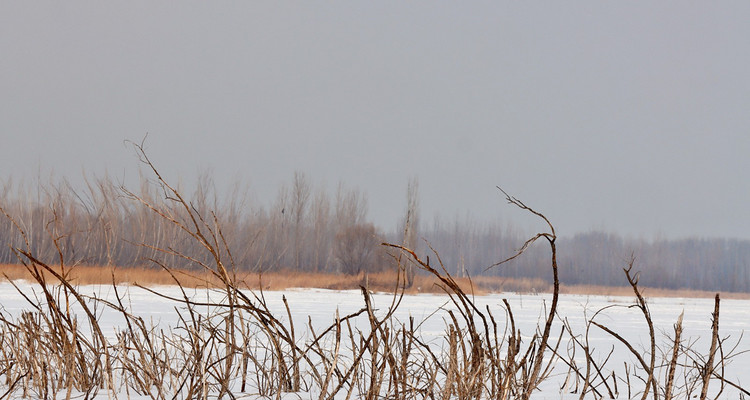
[1,171,748,293]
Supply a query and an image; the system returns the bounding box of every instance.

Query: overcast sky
[2,2,749,240]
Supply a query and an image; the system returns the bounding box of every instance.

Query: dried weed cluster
[0,143,746,399]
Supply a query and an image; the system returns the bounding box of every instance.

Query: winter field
[0,280,747,399]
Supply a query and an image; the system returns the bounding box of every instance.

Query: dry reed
[3,263,747,300]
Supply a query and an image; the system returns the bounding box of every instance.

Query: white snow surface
[0,282,747,399]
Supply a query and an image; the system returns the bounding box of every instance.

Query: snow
[0,281,747,399]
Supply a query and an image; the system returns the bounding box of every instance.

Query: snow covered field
[0,281,747,399]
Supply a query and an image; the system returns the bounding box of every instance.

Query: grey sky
[2,2,749,239]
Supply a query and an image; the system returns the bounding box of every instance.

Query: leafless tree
[291,171,311,271]
[335,223,379,275]
[401,177,419,287]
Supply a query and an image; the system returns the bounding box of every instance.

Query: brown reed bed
[2,263,747,299]
[0,263,493,295]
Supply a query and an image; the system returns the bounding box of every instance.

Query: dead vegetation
[0,263,495,295]
[2,264,743,301]
[0,143,747,399]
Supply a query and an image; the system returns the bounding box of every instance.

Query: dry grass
[2,263,744,299]
[253,269,492,295]
[0,264,487,294]
[559,283,750,300]
[0,263,221,287]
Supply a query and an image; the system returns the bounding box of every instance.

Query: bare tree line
[423,222,750,293]
[0,170,387,276]
[1,169,749,292]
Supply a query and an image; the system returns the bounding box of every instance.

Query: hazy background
[2,2,749,240]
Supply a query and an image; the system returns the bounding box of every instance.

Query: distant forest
[1,171,748,293]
